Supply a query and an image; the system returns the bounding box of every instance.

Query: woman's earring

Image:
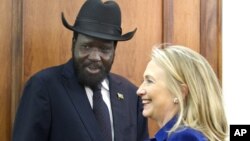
[173,97,179,104]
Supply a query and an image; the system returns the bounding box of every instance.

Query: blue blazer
[13,59,148,141]
[146,116,207,141]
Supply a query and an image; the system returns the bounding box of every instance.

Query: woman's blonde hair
[151,44,228,141]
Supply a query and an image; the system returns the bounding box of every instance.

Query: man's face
[73,34,116,87]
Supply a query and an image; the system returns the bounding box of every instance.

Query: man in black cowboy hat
[12,0,148,141]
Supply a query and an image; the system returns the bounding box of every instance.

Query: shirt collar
[101,78,109,91]
[154,115,178,141]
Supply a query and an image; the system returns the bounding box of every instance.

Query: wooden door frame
[163,0,222,81]
[11,0,23,126]
[200,0,222,81]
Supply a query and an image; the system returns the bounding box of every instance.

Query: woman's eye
[143,79,153,84]
[147,79,153,83]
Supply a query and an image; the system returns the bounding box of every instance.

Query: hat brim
[61,13,137,41]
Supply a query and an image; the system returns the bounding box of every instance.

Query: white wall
[223,0,250,124]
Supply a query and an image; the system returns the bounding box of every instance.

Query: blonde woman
[137,44,228,141]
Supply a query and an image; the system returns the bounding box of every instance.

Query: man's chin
[77,70,107,87]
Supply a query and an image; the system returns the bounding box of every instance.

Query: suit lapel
[61,60,102,141]
[108,74,128,141]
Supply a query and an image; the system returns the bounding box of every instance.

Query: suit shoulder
[28,63,64,83]
[110,73,137,87]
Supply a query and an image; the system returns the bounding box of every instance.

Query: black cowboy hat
[62,0,137,41]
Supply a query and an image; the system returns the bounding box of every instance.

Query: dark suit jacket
[13,59,148,141]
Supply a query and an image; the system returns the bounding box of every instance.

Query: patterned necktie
[92,85,112,141]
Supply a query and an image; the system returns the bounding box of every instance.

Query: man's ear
[181,84,189,98]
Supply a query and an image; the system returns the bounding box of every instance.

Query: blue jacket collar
[150,115,178,141]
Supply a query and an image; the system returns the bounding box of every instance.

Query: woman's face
[137,60,178,125]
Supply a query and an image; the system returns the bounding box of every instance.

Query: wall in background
[0,0,221,140]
